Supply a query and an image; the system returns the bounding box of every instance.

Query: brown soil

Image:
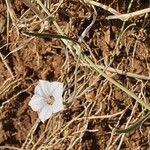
[0,0,150,150]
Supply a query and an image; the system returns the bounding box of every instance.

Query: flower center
[46,96,55,105]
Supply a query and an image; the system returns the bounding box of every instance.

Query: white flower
[29,80,64,123]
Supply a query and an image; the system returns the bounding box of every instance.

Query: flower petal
[38,104,53,123]
[50,82,64,113]
[52,95,64,113]
[29,94,47,111]
[50,82,63,99]
[34,80,51,97]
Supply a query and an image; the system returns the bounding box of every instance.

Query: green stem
[84,56,150,111]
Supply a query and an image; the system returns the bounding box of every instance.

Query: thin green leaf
[116,111,150,134]
[23,32,79,44]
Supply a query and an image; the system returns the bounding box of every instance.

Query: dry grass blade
[78,5,97,43]
[0,52,14,79]
[5,0,19,39]
[76,110,125,120]
[82,63,150,80]
[5,0,18,22]
[84,0,123,20]
[23,0,44,19]
[21,119,40,149]
[0,146,21,150]
[107,7,150,21]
